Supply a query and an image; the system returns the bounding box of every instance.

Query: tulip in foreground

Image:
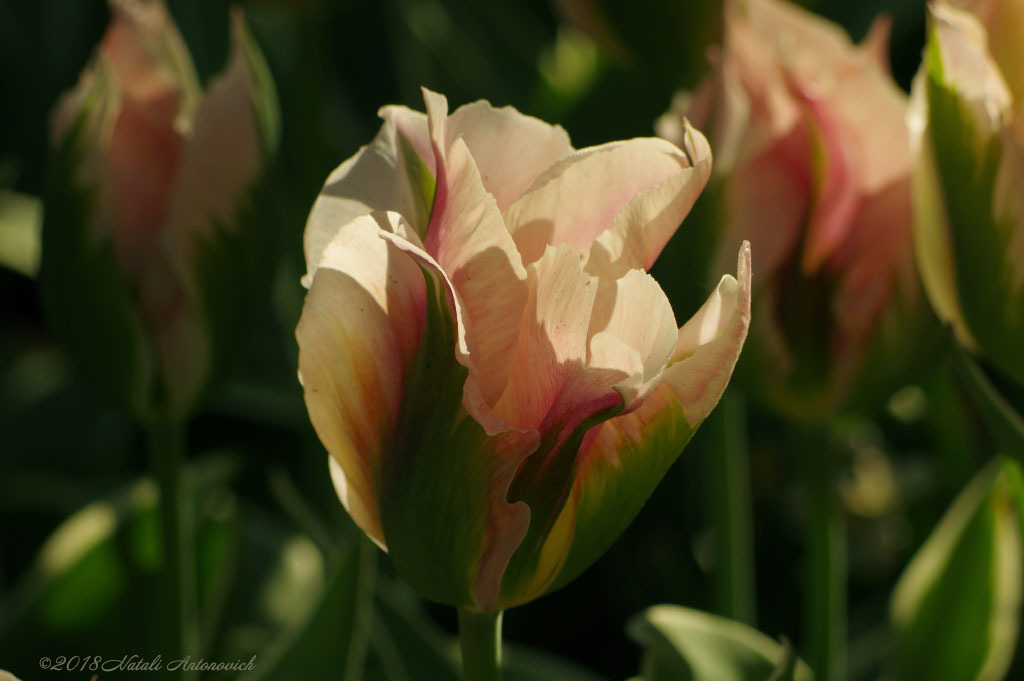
[297,88,751,621]
[43,0,278,420]
[911,0,1024,387]
[660,0,928,419]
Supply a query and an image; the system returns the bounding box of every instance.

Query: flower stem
[706,390,756,625]
[149,420,199,680]
[804,431,846,681]
[458,609,503,681]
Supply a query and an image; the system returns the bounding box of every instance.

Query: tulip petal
[446,100,574,211]
[166,11,265,255]
[297,212,428,548]
[488,244,642,605]
[545,243,751,594]
[587,123,713,278]
[504,137,696,267]
[587,269,679,408]
[923,5,1024,385]
[373,221,540,613]
[303,106,432,283]
[421,89,530,406]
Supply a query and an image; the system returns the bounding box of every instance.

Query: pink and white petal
[504,138,695,267]
[165,14,263,257]
[545,242,751,594]
[296,212,428,548]
[713,124,809,285]
[826,45,911,195]
[106,93,184,272]
[859,14,894,74]
[303,107,431,283]
[587,269,678,408]
[379,104,433,175]
[422,89,530,406]
[494,244,599,430]
[446,100,574,211]
[790,80,862,274]
[103,0,201,125]
[740,0,855,76]
[669,241,752,426]
[587,123,712,277]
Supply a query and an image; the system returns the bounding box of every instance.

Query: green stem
[458,609,503,681]
[149,420,198,680]
[804,433,846,681]
[706,391,756,625]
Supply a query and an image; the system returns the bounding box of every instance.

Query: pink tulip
[297,88,751,612]
[46,0,276,418]
[660,0,926,418]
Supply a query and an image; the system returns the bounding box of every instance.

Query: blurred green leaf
[0,190,41,278]
[247,536,375,681]
[628,605,813,681]
[949,339,1024,460]
[0,457,241,666]
[504,644,609,681]
[890,457,1024,681]
[365,578,608,681]
[366,583,461,681]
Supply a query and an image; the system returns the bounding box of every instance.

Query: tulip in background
[39,0,279,673]
[659,0,929,421]
[42,0,279,422]
[658,2,933,679]
[911,0,1024,388]
[296,87,751,677]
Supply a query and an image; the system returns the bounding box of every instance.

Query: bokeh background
[1,0,1018,679]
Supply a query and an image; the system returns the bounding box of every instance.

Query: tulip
[911,1,1024,387]
[42,0,279,420]
[659,0,929,420]
[0,670,21,681]
[297,88,751,615]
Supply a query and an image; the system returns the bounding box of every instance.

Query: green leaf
[0,457,242,668]
[949,338,1024,460]
[248,536,376,681]
[366,578,608,681]
[890,457,1024,681]
[628,606,813,681]
[40,128,155,419]
[366,582,462,681]
[0,190,41,277]
[504,645,609,681]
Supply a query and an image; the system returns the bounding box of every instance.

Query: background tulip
[297,88,751,618]
[660,0,931,421]
[41,0,279,422]
[911,0,1024,387]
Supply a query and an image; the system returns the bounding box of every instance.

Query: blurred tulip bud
[42,0,279,421]
[911,1,1024,387]
[297,88,751,612]
[0,670,21,681]
[659,0,932,420]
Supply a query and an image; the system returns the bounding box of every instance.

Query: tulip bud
[297,88,751,612]
[41,0,279,421]
[660,0,933,420]
[911,1,1024,387]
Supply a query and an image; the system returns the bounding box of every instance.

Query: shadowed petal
[303,106,431,283]
[296,212,427,548]
[422,88,530,406]
[543,243,752,595]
